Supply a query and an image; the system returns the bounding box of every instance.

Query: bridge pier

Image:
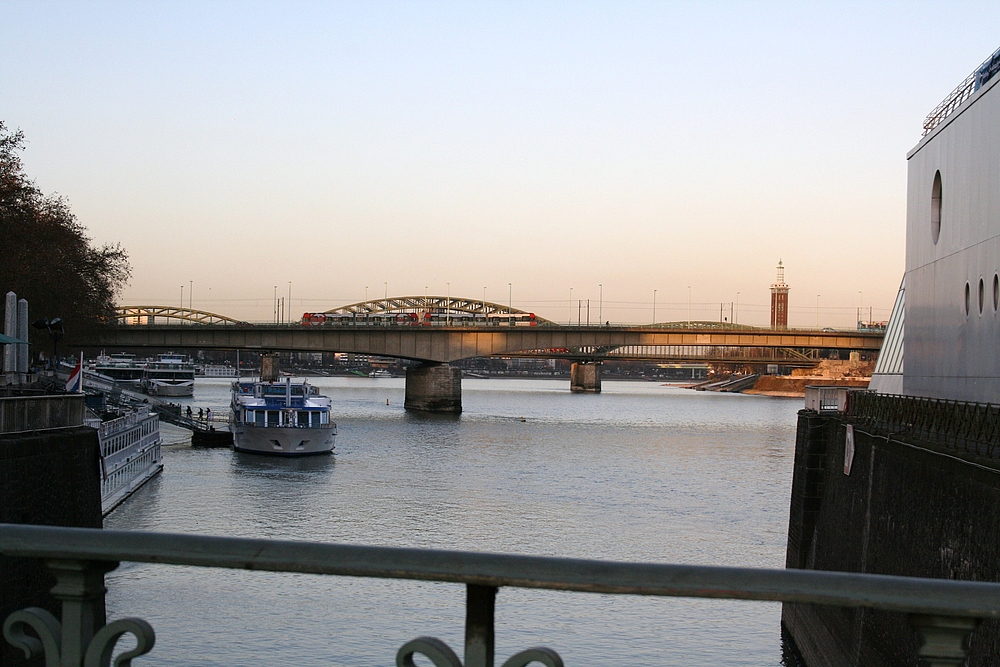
[404,363,462,413]
[570,361,602,393]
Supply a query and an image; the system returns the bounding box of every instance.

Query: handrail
[2,524,1000,617]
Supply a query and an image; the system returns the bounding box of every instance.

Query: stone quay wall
[783,409,1000,667]
[0,427,104,667]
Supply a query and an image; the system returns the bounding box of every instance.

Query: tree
[0,121,130,346]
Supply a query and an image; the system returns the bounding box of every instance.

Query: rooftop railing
[0,394,85,435]
[2,524,998,666]
[923,46,1000,136]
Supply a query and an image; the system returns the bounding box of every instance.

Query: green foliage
[0,121,130,337]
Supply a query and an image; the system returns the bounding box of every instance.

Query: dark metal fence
[847,391,1000,459]
[0,394,85,434]
[2,524,999,666]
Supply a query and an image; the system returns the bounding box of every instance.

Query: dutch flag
[66,352,83,393]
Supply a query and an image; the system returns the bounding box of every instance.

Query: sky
[3,1,998,326]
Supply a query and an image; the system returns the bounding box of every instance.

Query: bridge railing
[1,523,996,666]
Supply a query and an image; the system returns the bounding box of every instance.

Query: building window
[931,171,942,244]
[965,282,971,317]
[980,278,985,314]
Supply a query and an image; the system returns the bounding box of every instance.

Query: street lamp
[180,285,184,309]
[274,285,278,323]
[508,283,512,326]
[189,280,193,310]
[736,292,740,325]
[569,288,573,325]
[653,289,657,325]
[288,282,292,324]
[687,285,691,324]
[33,317,63,369]
[599,284,603,324]
[816,294,821,329]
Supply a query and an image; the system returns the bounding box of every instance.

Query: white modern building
[871,46,1000,402]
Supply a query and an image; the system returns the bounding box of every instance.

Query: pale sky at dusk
[3,2,997,326]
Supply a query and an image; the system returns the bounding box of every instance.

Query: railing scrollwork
[2,559,155,667]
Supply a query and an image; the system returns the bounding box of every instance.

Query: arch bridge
[95,299,883,413]
[320,296,551,321]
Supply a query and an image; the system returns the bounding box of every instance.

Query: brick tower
[770,260,789,329]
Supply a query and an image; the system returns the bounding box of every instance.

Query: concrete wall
[904,72,1000,401]
[0,427,104,667]
[783,410,1000,666]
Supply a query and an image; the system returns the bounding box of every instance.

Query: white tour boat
[229,376,336,456]
[86,404,163,516]
[142,352,196,397]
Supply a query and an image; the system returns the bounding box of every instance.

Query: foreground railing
[848,390,1000,459]
[2,524,998,667]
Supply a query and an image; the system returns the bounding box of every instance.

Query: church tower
[770,260,789,329]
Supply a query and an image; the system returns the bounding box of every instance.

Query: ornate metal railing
[3,524,1000,666]
[847,391,1000,459]
[0,394,85,435]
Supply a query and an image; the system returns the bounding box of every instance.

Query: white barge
[87,405,163,516]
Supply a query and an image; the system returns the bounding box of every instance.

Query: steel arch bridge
[321,296,552,322]
[115,306,246,326]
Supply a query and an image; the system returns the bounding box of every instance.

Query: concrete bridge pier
[404,363,463,413]
[570,361,602,393]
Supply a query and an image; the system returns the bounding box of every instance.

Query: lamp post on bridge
[508,283,512,326]
[687,285,691,324]
[736,292,740,326]
[653,289,657,325]
[569,288,573,325]
[816,294,821,329]
[599,284,603,324]
[189,280,192,310]
[180,285,184,309]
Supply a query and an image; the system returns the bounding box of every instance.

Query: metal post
[736,292,740,325]
[652,289,657,325]
[508,283,512,326]
[180,285,184,310]
[569,288,572,325]
[816,294,821,329]
[189,280,192,310]
[599,284,603,323]
[288,282,292,324]
[909,614,978,667]
[587,299,590,326]
[49,559,119,666]
[687,285,691,324]
[464,584,496,667]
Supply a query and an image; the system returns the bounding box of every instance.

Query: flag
[66,352,83,393]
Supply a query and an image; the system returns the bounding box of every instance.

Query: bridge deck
[81,325,884,364]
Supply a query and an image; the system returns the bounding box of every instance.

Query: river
[104,377,800,666]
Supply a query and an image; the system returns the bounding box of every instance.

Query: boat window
[267,411,279,427]
[320,412,329,425]
[255,411,265,426]
[298,411,310,427]
[311,412,321,427]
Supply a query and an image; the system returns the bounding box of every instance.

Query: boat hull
[231,423,336,456]
[146,381,194,397]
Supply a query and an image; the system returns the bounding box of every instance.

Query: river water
[104,377,800,666]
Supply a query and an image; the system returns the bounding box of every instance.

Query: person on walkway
[198,407,204,421]
[206,408,213,423]
[186,406,192,419]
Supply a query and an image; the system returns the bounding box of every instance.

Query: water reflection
[105,378,800,666]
